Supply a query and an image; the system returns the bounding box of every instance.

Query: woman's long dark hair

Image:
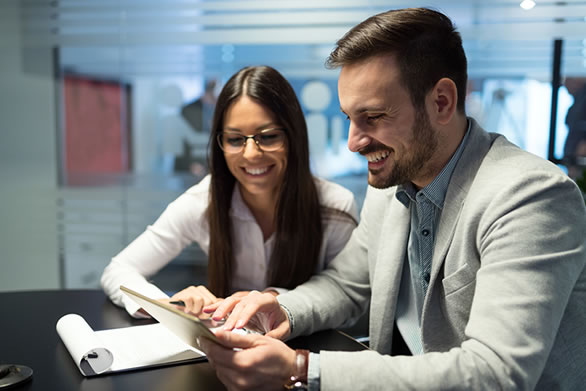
[207,65,326,297]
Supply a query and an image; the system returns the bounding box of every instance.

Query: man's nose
[347,122,370,152]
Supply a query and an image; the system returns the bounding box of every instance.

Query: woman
[101,66,358,317]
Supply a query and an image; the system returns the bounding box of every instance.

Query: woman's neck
[239,185,278,241]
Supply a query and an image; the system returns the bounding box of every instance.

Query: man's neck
[412,115,468,190]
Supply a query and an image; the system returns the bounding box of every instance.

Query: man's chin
[367,172,395,189]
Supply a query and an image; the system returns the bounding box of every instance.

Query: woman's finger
[184,295,204,314]
[202,298,224,313]
[211,296,241,320]
[194,285,218,305]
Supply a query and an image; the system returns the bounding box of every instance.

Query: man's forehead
[340,53,399,76]
[338,55,403,111]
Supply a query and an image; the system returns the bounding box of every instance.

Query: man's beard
[365,110,438,189]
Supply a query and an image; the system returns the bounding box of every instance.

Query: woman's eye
[226,136,243,146]
[259,134,278,142]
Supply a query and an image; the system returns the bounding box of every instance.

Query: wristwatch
[284,349,309,390]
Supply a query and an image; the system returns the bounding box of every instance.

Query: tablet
[120,285,222,350]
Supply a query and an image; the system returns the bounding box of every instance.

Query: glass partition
[2,0,585,291]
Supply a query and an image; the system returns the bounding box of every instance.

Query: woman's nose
[242,138,263,158]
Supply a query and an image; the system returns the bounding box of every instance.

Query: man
[563,77,586,180]
[182,78,218,134]
[200,8,586,390]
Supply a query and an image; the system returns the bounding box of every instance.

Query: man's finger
[200,339,236,368]
[232,304,263,329]
[214,329,259,349]
[265,321,290,339]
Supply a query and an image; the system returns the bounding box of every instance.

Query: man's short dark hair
[327,8,468,113]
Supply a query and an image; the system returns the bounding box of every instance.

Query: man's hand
[200,330,296,391]
[158,285,221,318]
[203,290,291,339]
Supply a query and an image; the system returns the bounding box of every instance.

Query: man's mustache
[359,143,392,156]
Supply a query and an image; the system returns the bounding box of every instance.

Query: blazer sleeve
[278,185,384,338]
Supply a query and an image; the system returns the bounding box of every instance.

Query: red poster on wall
[63,75,131,177]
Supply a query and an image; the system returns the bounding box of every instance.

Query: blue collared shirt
[394,120,471,354]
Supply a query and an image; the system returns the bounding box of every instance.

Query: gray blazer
[279,119,586,390]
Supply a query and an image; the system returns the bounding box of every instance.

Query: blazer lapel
[369,190,411,354]
[423,120,494,314]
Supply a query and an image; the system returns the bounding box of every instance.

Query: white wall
[0,1,60,291]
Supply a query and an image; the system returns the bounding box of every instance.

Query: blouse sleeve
[322,212,358,267]
[319,179,359,268]
[100,176,210,317]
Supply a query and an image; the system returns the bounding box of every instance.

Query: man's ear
[427,78,458,125]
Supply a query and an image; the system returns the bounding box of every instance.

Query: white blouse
[101,175,358,317]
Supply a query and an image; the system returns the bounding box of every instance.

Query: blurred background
[1,0,585,292]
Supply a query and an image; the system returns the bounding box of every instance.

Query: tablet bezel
[120,285,220,349]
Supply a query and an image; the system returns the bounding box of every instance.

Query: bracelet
[284,349,309,390]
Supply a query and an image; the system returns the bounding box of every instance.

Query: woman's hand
[158,285,221,318]
[203,290,290,339]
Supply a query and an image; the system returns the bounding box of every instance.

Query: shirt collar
[230,183,257,221]
[396,119,471,208]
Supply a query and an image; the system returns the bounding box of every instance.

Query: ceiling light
[520,0,536,10]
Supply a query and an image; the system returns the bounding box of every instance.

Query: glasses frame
[217,127,287,154]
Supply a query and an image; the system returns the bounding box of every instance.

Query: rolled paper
[56,314,113,375]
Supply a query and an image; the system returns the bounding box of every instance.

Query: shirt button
[421,229,430,236]
[424,272,431,283]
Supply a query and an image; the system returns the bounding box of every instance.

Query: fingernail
[235,320,244,329]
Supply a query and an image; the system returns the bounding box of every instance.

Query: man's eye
[367,114,383,121]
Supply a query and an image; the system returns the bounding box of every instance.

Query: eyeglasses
[217,128,286,154]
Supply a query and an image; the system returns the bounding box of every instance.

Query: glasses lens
[219,129,285,153]
[256,129,285,151]
[219,133,245,153]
